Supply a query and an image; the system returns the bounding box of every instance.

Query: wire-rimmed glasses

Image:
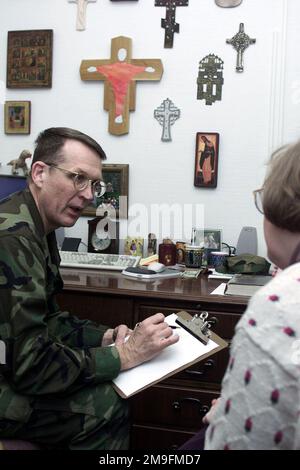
[253,188,264,214]
[46,163,106,198]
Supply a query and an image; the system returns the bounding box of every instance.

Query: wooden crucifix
[154,98,180,141]
[80,36,163,135]
[226,23,256,72]
[68,0,97,31]
[155,0,189,48]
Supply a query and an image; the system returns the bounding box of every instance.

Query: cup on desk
[208,251,228,269]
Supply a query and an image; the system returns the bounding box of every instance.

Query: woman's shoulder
[237,264,300,375]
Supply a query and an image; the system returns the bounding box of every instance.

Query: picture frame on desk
[194,132,219,188]
[194,228,222,265]
[4,101,31,134]
[82,164,129,218]
[7,29,53,88]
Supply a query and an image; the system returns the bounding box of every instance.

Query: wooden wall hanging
[80,36,163,135]
[197,54,224,106]
[68,0,97,31]
[215,0,242,7]
[154,98,180,141]
[155,0,189,48]
[226,23,256,72]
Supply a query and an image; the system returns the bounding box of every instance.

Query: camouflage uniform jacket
[0,188,121,423]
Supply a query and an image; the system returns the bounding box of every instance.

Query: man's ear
[30,161,47,188]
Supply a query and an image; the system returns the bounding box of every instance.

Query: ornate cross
[155,0,189,48]
[154,98,180,141]
[226,23,256,72]
[68,0,97,31]
[80,36,163,135]
[197,54,224,105]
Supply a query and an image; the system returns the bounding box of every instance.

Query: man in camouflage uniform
[0,128,179,449]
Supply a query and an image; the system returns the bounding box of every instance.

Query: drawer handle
[185,359,215,377]
[172,398,210,416]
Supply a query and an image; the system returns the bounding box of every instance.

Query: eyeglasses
[253,188,264,214]
[46,163,106,198]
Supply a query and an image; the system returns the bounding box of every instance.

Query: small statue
[7,149,32,176]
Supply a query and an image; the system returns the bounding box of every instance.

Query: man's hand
[101,324,132,347]
[115,313,180,370]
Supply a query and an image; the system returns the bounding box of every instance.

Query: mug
[208,251,228,268]
[185,245,203,268]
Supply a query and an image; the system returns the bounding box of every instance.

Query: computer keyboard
[59,251,141,271]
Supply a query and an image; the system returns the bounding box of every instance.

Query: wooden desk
[57,268,248,450]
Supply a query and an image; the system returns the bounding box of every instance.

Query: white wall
[0,0,299,257]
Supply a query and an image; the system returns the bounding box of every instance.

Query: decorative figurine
[68,0,97,31]
[215,0,242,7]
[197,54,224,105]
[154,98,180,141]
[226,23,256,72]
[80,36,163,135]
[7,149,32,176]
[155,0,189,48]
[147,233,157,256]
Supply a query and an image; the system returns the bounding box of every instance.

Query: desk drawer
[138,305,240,339]
[130,384,218,431]
[171,346,230,384]
[131,425,198,451]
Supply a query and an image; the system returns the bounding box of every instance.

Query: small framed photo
[7,29,53,88]
[4,101,31,134]
[82,164,129,218]
[194,132,219,188]
[204,229,222,250]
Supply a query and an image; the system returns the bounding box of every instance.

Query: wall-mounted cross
[154,98,180,141]
[80,36,163,135]
[155,0,189,48]
[68,0,97,31]
[226,23,256,72]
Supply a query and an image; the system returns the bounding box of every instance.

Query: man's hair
[263,141,300,232]
[31,127,107,167]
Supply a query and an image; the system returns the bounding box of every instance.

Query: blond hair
[263,141,300,232]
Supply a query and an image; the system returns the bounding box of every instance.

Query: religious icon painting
[194,132,219,189]
[124,237,144,257]
[197,54,224,105]
[154,98,180,141]
[7,30,53,88]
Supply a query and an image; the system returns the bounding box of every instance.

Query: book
[225,274,272,297]
[121,267,183,280]
[112,313,227,398]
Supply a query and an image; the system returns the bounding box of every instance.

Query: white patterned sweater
[205,263,300,450]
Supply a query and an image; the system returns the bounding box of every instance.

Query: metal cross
[197,54,224,105]
[155,0,189,48]
[68,0,97,31]
[154,98,180,141]
[226,23,256,72]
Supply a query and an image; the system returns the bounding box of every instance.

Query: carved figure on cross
[68,0,97,31]
[226,23,256,72]
[155,0,189,48]
[80,36,163,135]
[154,98,180,141]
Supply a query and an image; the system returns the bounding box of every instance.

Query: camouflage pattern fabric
[0,189,129,449]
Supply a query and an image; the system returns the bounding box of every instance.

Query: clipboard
[112,312,227,399]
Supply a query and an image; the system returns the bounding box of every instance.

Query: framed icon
[82,164,129,218]
[4,101,31,134]
[194,132,219,188]
[7,29,53,88]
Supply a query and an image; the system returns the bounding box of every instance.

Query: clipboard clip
[175,310,218,345]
